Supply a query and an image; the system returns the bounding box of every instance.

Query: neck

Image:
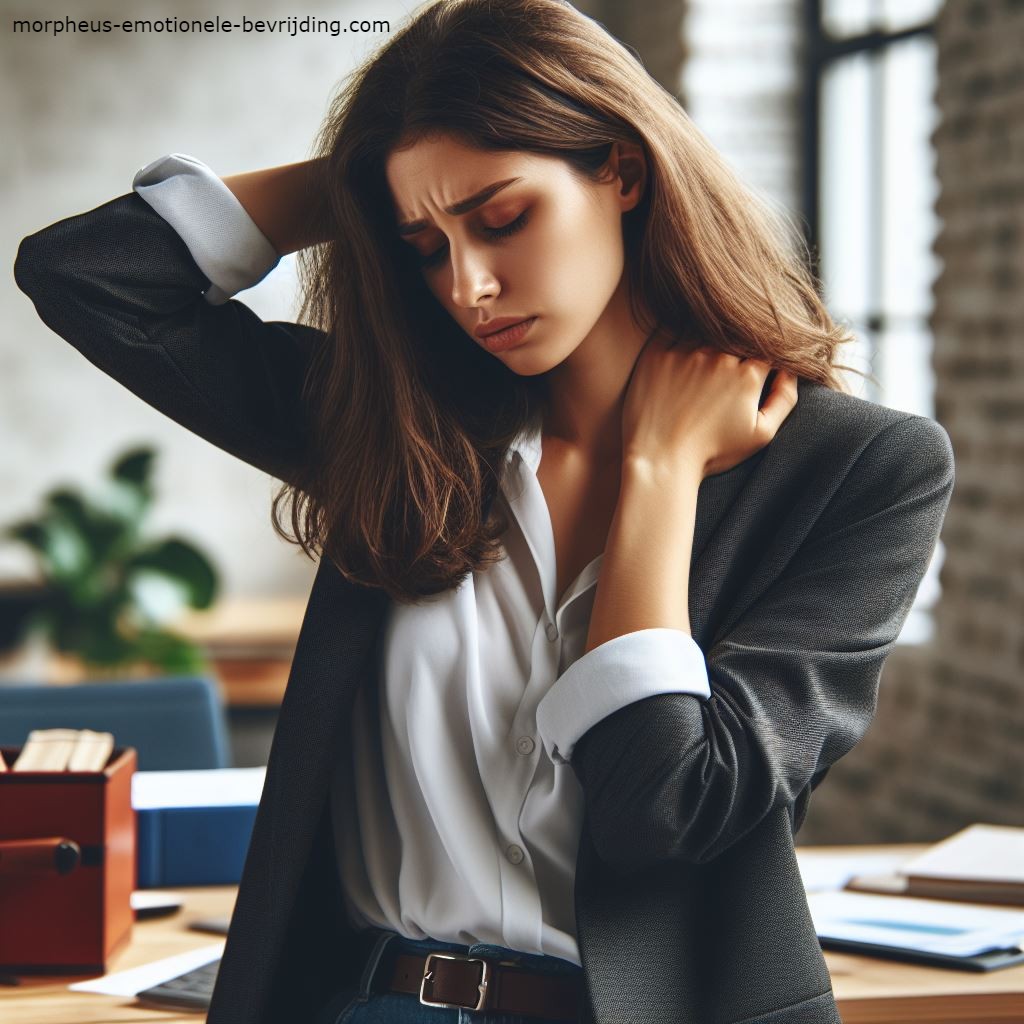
[540,284,668,465]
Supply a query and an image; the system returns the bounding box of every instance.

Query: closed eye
[419,211,530,269]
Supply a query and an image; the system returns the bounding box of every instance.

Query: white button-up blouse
[133,153,712,967]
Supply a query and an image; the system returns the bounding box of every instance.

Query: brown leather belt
[382,948,585,1020]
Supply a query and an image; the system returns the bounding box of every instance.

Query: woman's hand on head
[621,337,799,479]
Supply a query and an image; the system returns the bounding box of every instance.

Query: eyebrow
[396,177,524,236]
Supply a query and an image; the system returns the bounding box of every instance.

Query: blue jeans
[312,929,585,1024]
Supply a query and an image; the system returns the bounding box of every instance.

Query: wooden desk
[2,848,1022,1023]
[812,845,1024,1023]
[0,596,306,709]
[176,597,304,709]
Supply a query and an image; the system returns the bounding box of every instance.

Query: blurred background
[2,0,1020,840]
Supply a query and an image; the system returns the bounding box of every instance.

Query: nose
[449,240,499,309]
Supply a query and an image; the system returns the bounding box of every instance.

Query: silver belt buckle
[419,951,491,1012]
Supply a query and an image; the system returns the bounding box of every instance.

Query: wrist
[220,159,331,255]
[622,450,706,490]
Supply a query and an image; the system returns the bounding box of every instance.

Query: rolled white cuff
[132,153,281,305]
[536,628,710,766]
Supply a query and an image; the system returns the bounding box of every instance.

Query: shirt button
[505,844,525,865]
[545,622,558,641]
[515,736,535,756]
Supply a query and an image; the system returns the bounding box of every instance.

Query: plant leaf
[134,628,210,673]
[5,521,49,554]
[126,539,219,609]
[112,447,156,489]
[46,488,131,566]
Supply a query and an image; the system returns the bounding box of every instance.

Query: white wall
[3,0,415,599]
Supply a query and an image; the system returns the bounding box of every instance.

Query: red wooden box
[0,746,136,972]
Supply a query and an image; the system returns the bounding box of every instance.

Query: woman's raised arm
[13,155,334,489]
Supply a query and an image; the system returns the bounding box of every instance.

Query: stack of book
[808,824,1024,973]
[843,823,1024,906]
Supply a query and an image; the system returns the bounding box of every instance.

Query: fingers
[756,369,799,434]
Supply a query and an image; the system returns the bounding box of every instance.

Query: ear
[607,141,647,213]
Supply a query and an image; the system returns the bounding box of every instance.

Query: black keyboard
[135,956,220,1012]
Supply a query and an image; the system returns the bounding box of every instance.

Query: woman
[13,1,955,1021]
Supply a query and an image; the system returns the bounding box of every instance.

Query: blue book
[132,768,266,888]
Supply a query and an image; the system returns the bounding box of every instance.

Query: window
[802,0,944,643]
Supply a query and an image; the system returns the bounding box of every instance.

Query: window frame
[799,1,942,644]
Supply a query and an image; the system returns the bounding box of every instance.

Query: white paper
[901,824,1024,883]
[130,889,185,911]
[808,890,1024,957]
[68,942,224,996]
[795,847,917,892]
[132,767,266,809]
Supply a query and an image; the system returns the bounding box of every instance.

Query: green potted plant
[3,446,219,679]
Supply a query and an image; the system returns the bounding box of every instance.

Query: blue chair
[0,676,231,770]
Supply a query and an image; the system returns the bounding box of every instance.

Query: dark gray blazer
[14,193,955,1024]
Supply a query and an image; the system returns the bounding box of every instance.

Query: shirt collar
[505,415,543,474]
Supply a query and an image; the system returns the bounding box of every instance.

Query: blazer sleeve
[569,413,956,875]
[12,167,324,489]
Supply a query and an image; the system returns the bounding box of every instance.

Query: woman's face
[385,132,643,375]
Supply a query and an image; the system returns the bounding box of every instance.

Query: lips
[479,316,537,352]
[474,316,533,339]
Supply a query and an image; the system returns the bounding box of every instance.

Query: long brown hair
[272,0,863,604]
